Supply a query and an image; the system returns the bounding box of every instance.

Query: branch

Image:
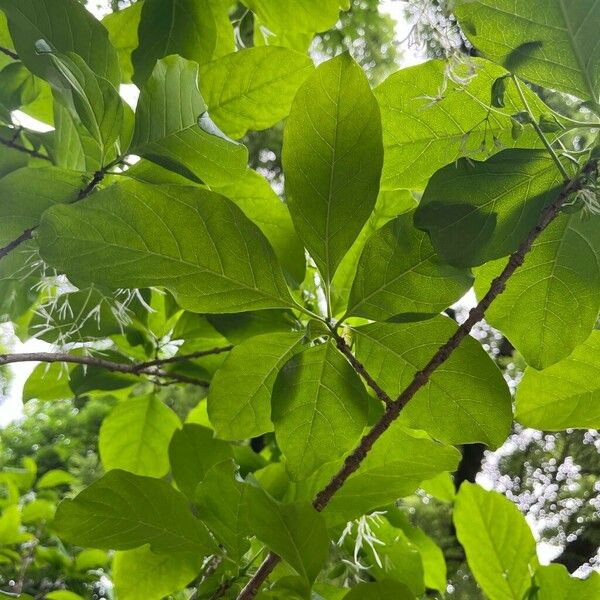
[0,46,18,60]
[0,135,52,161]
[236,158,599,599]
[331,329,393,407]
[0,352,210,387]
[134,345,233,370]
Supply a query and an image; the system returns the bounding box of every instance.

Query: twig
[0,158,122,263]
[0,227,35,260]
[330,328,393,407]
[236,158,599,599]
[0,352,210,387]
[134,346,233,370]
[0,135,52,161]
[0,46,18,60]
[512,75,570,181]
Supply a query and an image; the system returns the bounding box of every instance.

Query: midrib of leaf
[324,60,343,291]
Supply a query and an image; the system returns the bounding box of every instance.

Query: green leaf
[168,424,233,499]
[51,98,103,172]
[515,331,600,430]
[414,149,563,267]
[534,564,600,600]
[101,2,142,84]
[454,0,600,102]
[354,319,512,447]
[74,549,109,572]
[304,425,459,526]
[132,0,218,86]
[355,518,425,596]
[331,188,417,316]
[213,169,306,285]
[113,545,204,600]
[23,363,73,402]
[208,331,306,440]
[242,0,346,35]
[199,46,313,139]
[387,511,447,592]
[420,472,456,504]
[272,340,370,481]
[131,55,248,186]
[99,396,181,478]
[374,58,545,190]
[342,581,414,600]
[346,211,472,321]
[0,167,82,246]
[41,49,123,159]
[207,309,297,344]
[475,213,600,369]
[283,53,383,285]
[38,180,295,314]
[45,592,83,600]
[246,487,329,584]
[0,62,40,115]
[36,469,77,489]
[54,469,215,555]
[454,483,538,600]
[194,460,251,562]
[0,0,120,86]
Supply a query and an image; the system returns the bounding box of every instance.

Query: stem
[0,46,18,60]
[133,346,233,370]
[512,75,570,181]
[330,327,393,407]
[0,135,52,161]
[236,158,598,600]
[0,157,124,263]
[0,352,210,387]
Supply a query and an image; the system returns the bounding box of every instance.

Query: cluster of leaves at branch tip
[0,0,599,599]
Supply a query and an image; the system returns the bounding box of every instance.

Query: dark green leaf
[194,460,251,562]
[132,0,218,86]
[0,0,119,85]
[246,486,329,584]
[475,213,600,368]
